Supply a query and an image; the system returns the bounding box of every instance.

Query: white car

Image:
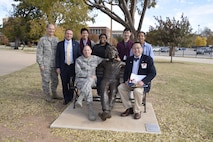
[153,47,161,52]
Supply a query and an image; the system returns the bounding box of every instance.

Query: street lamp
[110,2,112,44]
[198,24,200,35]
[110,0,119,45]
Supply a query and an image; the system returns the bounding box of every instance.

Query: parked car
[160,47,169,52]
[153,47,161,52]
[196,48,205,55]
[178,47,186,51]
[204,47,212,54]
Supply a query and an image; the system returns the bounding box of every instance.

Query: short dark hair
[99,33,107,39]
[137,31,146,36]
[133,41,143,48]
[133,41,141,45]
[123,27,131,32]
[80,28,89,34]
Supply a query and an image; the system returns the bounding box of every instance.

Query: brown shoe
[134,112,141,119]
[121,108,134,117]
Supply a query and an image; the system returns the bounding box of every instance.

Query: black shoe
[120,108,134,117]
[63,100,71,105]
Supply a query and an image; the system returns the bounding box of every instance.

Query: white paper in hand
[130,73,146,82]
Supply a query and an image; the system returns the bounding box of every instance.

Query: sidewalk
[155,56,213,64]
[0,48,36,76]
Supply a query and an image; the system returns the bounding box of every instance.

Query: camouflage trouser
[76,77,96,104]
[40,67,58,95]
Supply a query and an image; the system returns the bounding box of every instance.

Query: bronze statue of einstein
[98,45,125,121]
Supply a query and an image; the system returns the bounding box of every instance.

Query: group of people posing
[36,24,156,121]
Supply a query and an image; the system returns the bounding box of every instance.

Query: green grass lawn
[0,61,213,142]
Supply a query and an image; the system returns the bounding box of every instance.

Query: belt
[65,63,74,66]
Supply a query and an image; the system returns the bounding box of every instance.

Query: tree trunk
[14,38,20,50]
[169,46,174,63]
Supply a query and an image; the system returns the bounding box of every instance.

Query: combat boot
[87,103,96,121]
[52,92,63,100]
[45,93,55,103]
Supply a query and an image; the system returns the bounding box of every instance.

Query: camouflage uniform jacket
[75,55,103,88]
[36,35,58,68]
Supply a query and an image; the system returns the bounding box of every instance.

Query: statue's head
[105,45,118,59]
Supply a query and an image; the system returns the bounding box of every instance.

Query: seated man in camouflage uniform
[98,45,125,121]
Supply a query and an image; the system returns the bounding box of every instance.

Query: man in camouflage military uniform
[36,24,62,103]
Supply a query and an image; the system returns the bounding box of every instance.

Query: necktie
[66,42,71,65]
[134,58,139,61]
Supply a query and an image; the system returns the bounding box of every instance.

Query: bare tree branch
[119,0,134,30]
[130,0,137,24]
[137,0,148,31]
[83,0,156,40]
[84,0,129,28]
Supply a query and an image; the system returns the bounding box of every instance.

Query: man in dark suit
[118,42,156,119]
[56,29,81,105]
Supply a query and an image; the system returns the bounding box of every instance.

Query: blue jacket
[56,39,81,70]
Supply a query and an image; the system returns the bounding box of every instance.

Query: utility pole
[198,24,200,35]
[110,1,113,44]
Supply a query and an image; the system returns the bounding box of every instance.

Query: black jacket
[123,55,156,84]
[92,42,110,58]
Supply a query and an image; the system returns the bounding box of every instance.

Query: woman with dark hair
[92,33,111,96]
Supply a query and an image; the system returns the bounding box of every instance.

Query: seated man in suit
[118,42,156,120]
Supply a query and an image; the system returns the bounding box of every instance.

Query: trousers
[76,77,96,104]
[40,67,58,95]
[118,83,144,113]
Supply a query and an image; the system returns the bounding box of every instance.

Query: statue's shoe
[98,112,111,121]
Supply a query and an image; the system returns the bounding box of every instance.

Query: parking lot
[154,48,213,59]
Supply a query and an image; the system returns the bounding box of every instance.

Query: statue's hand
[115,56,121,61]
[56,68,60,75]
[40,66,44,71]
[91,75,97,80]
[125,79,130,85]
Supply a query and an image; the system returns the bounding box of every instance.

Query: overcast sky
[1,0,213,33]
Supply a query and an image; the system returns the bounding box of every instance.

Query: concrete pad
[50,102,161,134]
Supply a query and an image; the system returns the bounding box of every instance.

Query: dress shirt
[142,42,154,59]
[132,56,141,74]
[65,40,73,64]
[130,42,154,59]
[83,40,87,46]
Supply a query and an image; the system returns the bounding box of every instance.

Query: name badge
[141,63,147,69]
[123,55,127,60]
